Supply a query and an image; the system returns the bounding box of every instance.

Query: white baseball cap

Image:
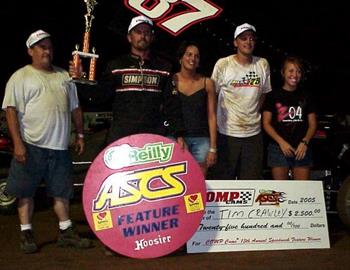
[128,15,153,33]
[26,30,51,48]
[234,23,256,39]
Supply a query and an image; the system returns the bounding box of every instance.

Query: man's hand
[75,137,85,155]
[14,141,27,163]
[69,59,83,79]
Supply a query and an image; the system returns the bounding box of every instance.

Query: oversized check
[187,180,330,253]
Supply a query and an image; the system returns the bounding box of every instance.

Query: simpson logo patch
[122,74,160,86]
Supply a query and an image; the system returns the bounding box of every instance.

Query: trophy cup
[72,0,99,85]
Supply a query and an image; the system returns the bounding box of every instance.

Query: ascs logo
[93,162,187,211]
[255,190,286,206]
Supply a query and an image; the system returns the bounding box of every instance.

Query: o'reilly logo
[104,142,174,169]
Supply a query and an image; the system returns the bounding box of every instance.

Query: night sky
[1,0,349,114]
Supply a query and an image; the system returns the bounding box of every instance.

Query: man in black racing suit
[71,15,185,147]
[101,51,183,144]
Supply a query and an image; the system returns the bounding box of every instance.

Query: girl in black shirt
[263,56,317,180]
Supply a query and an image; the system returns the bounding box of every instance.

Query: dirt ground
[0,195,349,270]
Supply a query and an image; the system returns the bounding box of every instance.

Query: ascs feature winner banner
[83,134,206,258]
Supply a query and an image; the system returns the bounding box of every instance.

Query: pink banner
[83,134,206,258]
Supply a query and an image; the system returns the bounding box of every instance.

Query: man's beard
[135,40,150,51]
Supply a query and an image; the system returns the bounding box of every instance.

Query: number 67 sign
[124,0,223,36]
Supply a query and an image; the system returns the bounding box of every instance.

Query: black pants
[213,132,264,180]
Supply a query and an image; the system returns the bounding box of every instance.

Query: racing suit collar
[130,52,151,63]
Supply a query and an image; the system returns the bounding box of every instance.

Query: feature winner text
[117,204,179,250]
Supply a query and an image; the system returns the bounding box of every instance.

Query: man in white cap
[211,23,272,180]
[2,29,92,253]
[70,15,185,256]
[70,15,185,147]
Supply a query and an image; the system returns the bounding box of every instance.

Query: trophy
[72,0,99,85]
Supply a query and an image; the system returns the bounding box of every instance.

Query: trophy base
[72,78,97,85]
[72,50,99,59]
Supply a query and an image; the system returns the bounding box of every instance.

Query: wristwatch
[301,140,308,146]
[209,147,217,153]
[77,133,84,139]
